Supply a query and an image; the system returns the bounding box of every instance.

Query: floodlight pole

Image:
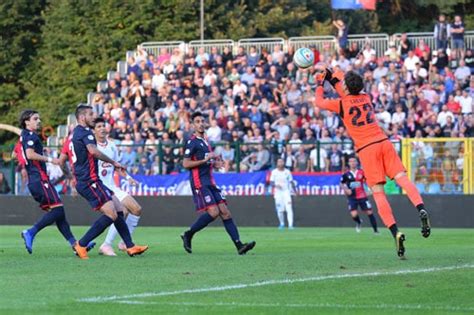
[200,0,204,42]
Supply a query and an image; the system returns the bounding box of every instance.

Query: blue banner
[331,0,376,10]
[119,171,344,196]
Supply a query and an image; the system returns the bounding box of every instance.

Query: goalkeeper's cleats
[395,232,406,260]
[419,209,431,238]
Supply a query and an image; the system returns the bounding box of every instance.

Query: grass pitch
[0,226,473,314]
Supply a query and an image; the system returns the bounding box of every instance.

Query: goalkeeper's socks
[395,176,424,210]
[372,191,396,228]
[388,224,399,238]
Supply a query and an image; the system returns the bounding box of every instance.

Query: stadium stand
[40,27,473,194]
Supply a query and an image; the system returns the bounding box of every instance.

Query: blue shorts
[76,180,113,211]
[347,198,372,211]
[192,185,227,212]
[28,180,63,211]
[452,39,465,49]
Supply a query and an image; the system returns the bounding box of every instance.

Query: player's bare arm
[86,143,123,170]
[182,152,215,169]
[25,148,60,165]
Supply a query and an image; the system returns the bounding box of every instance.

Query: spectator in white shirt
[459,89,473,115]
[391,104,406,125]
[232,79,248,97]
[152,67,166,91]
[437,105,455,127]
[376,106,391,130]
[362,43,376,65]
[206,119,222,142]
[404,50,420,72]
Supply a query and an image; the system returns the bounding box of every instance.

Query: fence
[188,39,234,54]
[402,137,473,194]
[139,30,474,59]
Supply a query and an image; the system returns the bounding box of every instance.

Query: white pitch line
[78,264,474,303]
[114,301,474,312]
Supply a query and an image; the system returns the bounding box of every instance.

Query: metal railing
[288,35,337,53]
[188,39,234,54]
[140,41,186,58]
[237,37,286,54]
[347,33,390,57]
[138,30,473,60]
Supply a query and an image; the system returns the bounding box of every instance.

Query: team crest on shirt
[27,140,34,146]
[87,135,94,140]
[102,169,107,177]
[185,149,190,155]
[204,195,211,203]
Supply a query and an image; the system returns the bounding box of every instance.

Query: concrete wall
[1,195,473,228]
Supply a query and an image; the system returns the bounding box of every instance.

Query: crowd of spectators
[58,15,473,183]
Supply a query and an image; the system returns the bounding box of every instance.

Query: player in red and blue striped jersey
[180,112,256,255]
[18,110,83,254]
[69,105,148,259]
[340,157,379,234]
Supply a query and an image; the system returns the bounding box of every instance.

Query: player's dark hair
[191,111,204,122]
[19,109,39,129]
[93,117,106,126]
[75,104,92,119]
[344,71,364,95]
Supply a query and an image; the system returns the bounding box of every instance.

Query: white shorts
[274,192,292,212]
[110,186,129,202]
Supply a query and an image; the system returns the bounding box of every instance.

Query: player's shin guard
[29,207,63,236]
[54,207,76,245]
[79,215,114,247]
[113,212,134,248]
[372,191,396,228]
[395,176,424,210]
[223,218,241,247]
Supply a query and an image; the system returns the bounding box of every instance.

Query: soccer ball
[293,47,314,69]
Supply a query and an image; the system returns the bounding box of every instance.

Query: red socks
[396,175,424,208]
[372,191,396,228]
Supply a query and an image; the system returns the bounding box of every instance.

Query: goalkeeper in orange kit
[313,66,431,259]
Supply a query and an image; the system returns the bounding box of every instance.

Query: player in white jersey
[93,117,143,256]
[269,158,298,229]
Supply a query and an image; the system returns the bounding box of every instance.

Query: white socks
[277,211,285,226]
[287,208,294,228]
[103,214,141,245]
[126,214,140,236]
